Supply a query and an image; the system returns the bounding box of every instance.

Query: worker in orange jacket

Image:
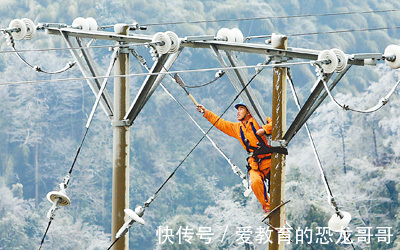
[197,102,272,213]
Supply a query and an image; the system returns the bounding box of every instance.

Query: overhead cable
[4,32,76,74]
[139,9,400,26]
[151,62,264,199]
[320,70,400,113]
[182,70,225,88]
[0,44,123,54]
[288,69,355,248]
[246,26,400,40]
[38,48,119,249]
[105,62,264,249]
[0,61,311,86]
[287,68,336,205]
[130,49,251,193]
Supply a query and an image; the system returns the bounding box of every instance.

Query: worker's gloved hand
[256,128,266,136]
[196,104,206,113]
[262,117,273,134]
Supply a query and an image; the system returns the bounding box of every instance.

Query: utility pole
[112,24,130,250]
[269,33,288,250]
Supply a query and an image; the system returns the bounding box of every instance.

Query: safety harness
[240,122,288,170]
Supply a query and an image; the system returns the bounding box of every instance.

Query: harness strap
[250,122,269,149]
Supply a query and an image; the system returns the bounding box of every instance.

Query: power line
[0,44,122,54]
[0,61,311,86]
[246,26,400,40]
[104,60,265,250]
[37,50,117,248]
[139,9,400,26]
[148,65,263,203]
[321,73,400,113]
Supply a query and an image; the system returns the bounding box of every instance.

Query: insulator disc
[152,32,171,55]
[21,18,36,40]
[86,17,98,31]
[331,48,348,72]
[47,191,71,207]
[384,45,400,69]
[317,50,338,74]
[72,17,90,31]
[124,208,145,225]
[231,28,244,43]
[165,31,180,53]
[328,211,351,232]
[9,19,27,41]
[216,28,235,42]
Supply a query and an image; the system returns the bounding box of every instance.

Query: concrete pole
[112,24,130,250]
[269,33,288,250]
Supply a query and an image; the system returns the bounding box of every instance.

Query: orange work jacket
[203,110,272,171]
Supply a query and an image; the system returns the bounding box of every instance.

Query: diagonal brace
[60,31,114,118]
[124,54,169,125]
[283,73,333,144]
[225,50,267,125]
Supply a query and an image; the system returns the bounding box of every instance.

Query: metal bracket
[111,120,130,127]
[119,45,130,54]
[269,139,288,148]
[271,56,290,63]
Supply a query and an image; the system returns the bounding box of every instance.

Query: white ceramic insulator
[47,190,71,207]
[86,17,98,31]
[384,45,400,69]
[21,18,36,40]
[9,19,27,41]
[165,31,180,53]
[125,208,145,225]
[216,28,235,42]
[318,50,338,74]
[328,211,351,232]
[231,28,244,43]
[331,48,348,72]
[152,32,171,55]
[72,17,90,31]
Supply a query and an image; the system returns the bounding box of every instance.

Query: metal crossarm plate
[47,27,153,43]
[124,54,169,124]
[48,27,383,66]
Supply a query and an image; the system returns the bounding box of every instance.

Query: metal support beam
[269,34,288,250]
[211,45,266,126]
[50,27,380,66]
[296,65,352,128]
[283,73,333,144]
[124,54,169,125]
[60,31,114,118]
[142,48,183,105]
[225,51,267,125]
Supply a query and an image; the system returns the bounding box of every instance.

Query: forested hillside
[1,0,400,249]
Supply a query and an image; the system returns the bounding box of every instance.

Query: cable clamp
[144,194,156,207]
